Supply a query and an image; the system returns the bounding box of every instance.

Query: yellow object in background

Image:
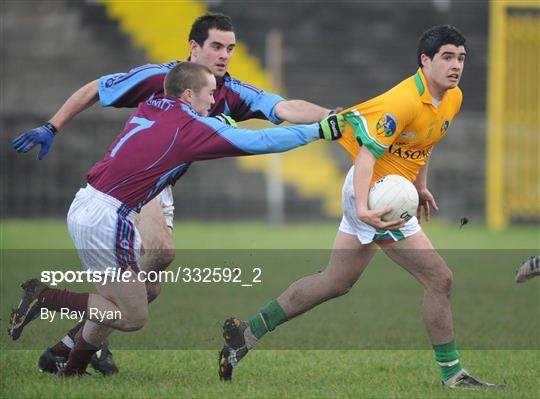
[486,0,540,230]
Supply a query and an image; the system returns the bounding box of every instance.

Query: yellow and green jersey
[338,68,462,183]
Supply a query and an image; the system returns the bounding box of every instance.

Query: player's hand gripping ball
[368,174,419,222]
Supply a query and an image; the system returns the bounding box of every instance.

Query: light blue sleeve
[225,78,285,124]
[199,116,320,154]
[98,61,178,107]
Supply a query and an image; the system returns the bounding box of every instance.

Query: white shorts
[339,166,421,245]
[157,186,175,229]
[67,184,142,273]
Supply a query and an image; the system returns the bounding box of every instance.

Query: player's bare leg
[9,276,148,335]
[85,278,149,331]
[76,198,173,373]
[41,195,174,374]
[380,230,505,389]
[58,278,147,376]
[379,231,454,344]
[219,231,377,380]
[136,196,175,303]
[78,321,113,349]
[277,231,376,318]
[37,276,148,374]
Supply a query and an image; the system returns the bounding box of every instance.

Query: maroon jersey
[87,96,320,211]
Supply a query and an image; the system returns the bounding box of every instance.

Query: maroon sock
[40,288,89,314]
[50,341,71,358]
[50,322,85,357]
[63,336,99,375]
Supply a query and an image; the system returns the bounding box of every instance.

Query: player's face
[423,44,466,92]
[190,29,236,78]
[191,73,216,116]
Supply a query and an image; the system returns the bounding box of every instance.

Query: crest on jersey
[376,113,397,137]
[441,120,450,135]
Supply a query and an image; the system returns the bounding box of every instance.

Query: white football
[368,174,419,222]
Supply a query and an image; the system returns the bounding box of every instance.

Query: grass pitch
[1,350,538,398]
[1,219,539,249]
[1,220,539,398]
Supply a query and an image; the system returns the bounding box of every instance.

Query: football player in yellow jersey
[338,59,462,184]
[219,25,505,389]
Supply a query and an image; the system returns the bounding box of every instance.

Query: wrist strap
[45,122,58,135]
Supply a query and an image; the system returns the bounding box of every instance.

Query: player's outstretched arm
[11,79,99,160]
[274,99,332,124]
[49,79,100,131]
[203,113,343,157]
[226,78,335,125]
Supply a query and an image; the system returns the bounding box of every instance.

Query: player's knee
[161,244,175,267]
[142,237,175,271]
[146,282,161,303]
[323,271,354,298]
[332,280,354,297]
[441,270,454,296]
[122,318,147,332]
[121,308,148,332]
[429,268,453,298]
[155,234,175,268]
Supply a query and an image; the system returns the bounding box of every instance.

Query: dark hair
[188,13,234,46]
[417,25,466,67]
[164,62,213,97]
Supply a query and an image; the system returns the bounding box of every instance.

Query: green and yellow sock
[433,340,463,381]
[248,299,288,340]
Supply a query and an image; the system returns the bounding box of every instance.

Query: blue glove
[12,122,57,160]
